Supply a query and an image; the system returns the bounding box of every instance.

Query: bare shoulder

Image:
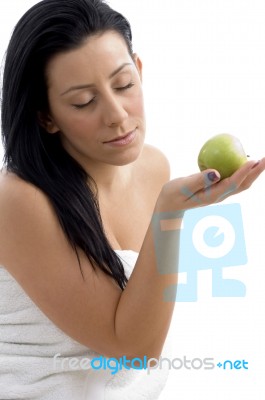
[0,169,50,215]
[0,169,60,266]
[137,143,171,185]
[0,169,127,357]
[0,169,47,200]
[0,169,56,232]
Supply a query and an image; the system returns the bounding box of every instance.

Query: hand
[155,158,265,213]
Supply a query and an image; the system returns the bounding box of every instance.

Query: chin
[111,141,145,166]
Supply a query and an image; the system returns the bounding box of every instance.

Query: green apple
[198,133,248,179]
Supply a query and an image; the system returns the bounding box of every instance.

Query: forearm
[114,206,183,360]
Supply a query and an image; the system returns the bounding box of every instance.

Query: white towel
[0,250,171,399]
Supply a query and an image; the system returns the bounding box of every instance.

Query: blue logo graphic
[152,203,247,302]
[216,359,248,370]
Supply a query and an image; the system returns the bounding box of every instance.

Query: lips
[103,130,137,147]
[104,131,134,143]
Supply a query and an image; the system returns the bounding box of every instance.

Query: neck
[84,161,134,195]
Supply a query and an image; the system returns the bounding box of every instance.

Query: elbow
[107,338,164,364]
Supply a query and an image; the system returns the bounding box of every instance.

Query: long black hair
[1,0,134,289]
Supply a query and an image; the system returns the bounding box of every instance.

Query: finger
[226,159,260,186]
[205,160,262,202]
[189,160,259,204]
[234,157,265,192]
[179,169,221,199]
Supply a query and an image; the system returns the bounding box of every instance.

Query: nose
[102,93,128,127]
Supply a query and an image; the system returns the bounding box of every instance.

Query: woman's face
[44,30,145,170]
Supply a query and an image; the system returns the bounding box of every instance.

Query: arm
[113,158,265,359]
[0,159,264,361]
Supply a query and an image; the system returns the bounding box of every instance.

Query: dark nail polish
[207,171,220,182]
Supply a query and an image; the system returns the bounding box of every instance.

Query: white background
[1,1,265,399]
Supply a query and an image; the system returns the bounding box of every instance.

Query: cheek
[130,89,145,119]
[53,107,97,139]
[64,115,94,134]
[48,94,93,136]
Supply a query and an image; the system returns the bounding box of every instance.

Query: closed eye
[72,98,96,109]
[115,82,135,91]
[72,82,134,109]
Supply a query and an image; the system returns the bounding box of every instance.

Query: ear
[132,53,143,81]
[37,111,59,134]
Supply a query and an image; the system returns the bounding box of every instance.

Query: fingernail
[207,171,220,182]
[251,160,260,168]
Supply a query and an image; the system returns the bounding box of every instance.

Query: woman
[0,0,264,399]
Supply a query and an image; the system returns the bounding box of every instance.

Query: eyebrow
[60,62,133,96]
